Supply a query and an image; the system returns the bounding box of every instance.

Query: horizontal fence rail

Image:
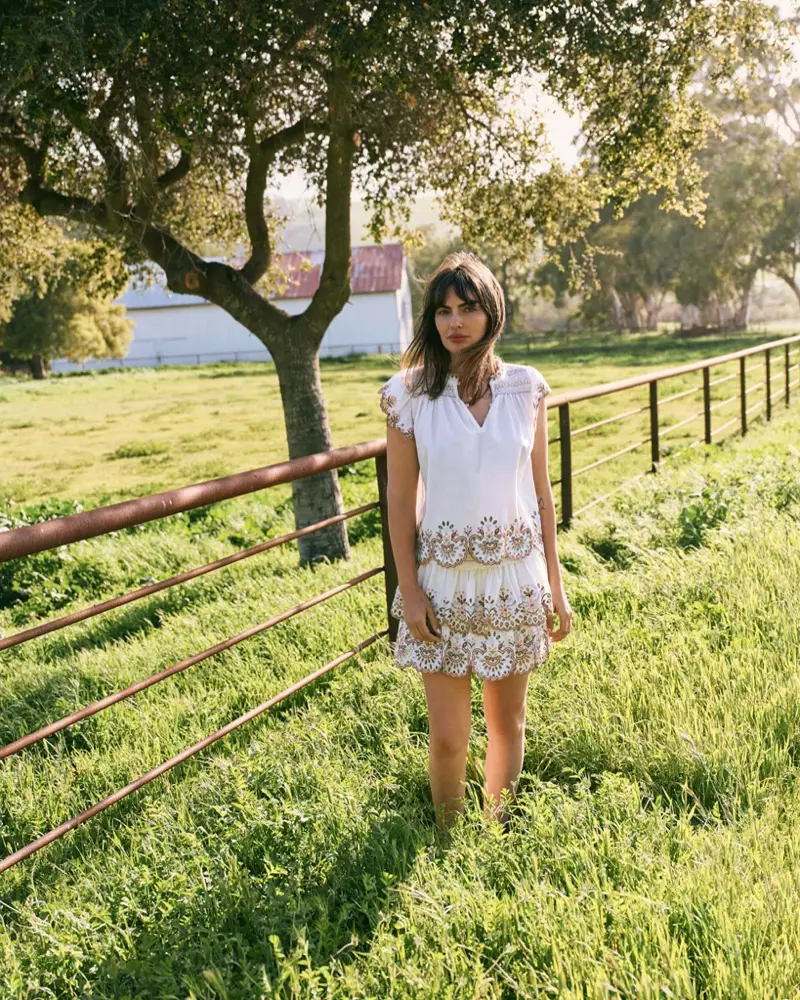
[2,332,800,872]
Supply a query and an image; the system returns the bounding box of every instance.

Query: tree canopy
[0,1,781,300]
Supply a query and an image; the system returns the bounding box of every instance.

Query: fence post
[559,403,573,529]
[786,343,791,407]
[765,348,771,421]
[375,451,399,644]
[740,356,747,436]
[649,380,660,472]
[702,366,711,443]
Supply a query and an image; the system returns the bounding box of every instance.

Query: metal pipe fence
[2,333,799,871]
[548,333,800,526]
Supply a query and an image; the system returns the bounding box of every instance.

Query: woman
[377,251,573,829]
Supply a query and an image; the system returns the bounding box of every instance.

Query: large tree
[0,0,778,565]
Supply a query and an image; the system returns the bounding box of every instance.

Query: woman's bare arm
[532,395,572,640]
[386,424,422,594]
[386,424,441,643]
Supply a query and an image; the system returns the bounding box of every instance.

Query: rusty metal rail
[0,439,385,562]
[0,441,398,873]
[0,566,383,762]
[0,502,379,652]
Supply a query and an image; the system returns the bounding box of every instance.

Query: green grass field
[1,330,800,998]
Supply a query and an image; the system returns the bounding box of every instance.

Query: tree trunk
[498,259,517,334]
[731,270,756,330]
[29,354,47,379]
[645,292,661,331]
[700,300,717,329]
[620,291,640,331]
[734,283,752,330]
[680,303,699,329]
[270,336,350,567]
[608,286,624,332]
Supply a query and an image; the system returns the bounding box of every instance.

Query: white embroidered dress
[377,358,554,680]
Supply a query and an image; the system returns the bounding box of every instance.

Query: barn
[50,243,414,372]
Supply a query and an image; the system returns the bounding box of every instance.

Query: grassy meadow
[1,328,800,997]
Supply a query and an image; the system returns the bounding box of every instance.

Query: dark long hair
[400,251,505,406]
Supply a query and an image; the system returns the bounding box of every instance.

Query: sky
[267,84,580,204]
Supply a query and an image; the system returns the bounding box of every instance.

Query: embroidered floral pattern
[378,387,415,439]
[377,358,556,679]
[391,582,552,632]
[416,512,544,567]
[394,626,551,679]
[390,582,554,679]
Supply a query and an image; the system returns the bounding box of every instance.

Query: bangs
[430,270,481,310]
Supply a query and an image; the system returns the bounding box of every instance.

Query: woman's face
[434,286,489,361]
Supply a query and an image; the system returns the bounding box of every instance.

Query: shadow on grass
[18,578,226,666]
[198,368,277,379]
[0,649,393,890]
[88,773,433,998]
[3,656,435,996]
[519,741,742,834]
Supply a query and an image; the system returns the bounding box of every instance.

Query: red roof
[272,243,405,299]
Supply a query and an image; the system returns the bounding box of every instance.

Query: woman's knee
[429,727,470,759]
[487,713,526,745]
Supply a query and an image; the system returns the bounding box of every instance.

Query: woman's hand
[546,586,573,642]
[403,585,442,643]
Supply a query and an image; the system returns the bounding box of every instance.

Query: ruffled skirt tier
[390,551,553,680]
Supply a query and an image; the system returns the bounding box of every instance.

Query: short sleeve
[528,365,551,402]
[377,371,415,440]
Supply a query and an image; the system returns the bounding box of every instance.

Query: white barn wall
[51,263,413,373]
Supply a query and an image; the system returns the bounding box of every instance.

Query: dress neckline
[447,358,507,432]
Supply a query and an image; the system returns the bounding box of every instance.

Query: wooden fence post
[375,451,399,643]
[702,366,712,444]
[559,403,573,529]
[649,380,660,472]
[740,356,747,436]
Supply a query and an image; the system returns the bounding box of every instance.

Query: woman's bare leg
[421,670,473,829]
[482,671,530,822]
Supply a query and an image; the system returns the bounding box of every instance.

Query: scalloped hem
[391,620,552,680]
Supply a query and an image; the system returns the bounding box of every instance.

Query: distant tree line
[535,45,800,334]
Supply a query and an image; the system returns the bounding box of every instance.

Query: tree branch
[157,149,192,189]
[40,80,128,222]
[240,117,325,285]
[0,119,47,184]
[302,67,357,340]
[2,126,293,349]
